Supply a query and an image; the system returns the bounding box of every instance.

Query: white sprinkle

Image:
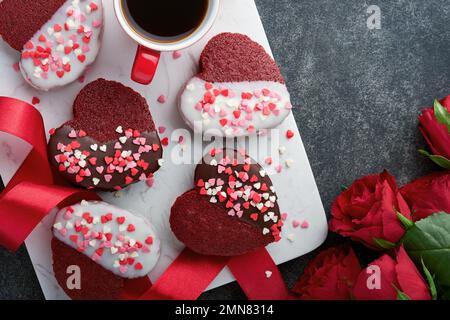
[80,200,89,207]
[53,222,62,230]
[262,228,270,235]
[90,144,98,151]
[119,136,127,144]
[287,234,295,242]
[111,247,119,254]
[116,126,123,133]
[285,159,294,168]
[92,177,100,186]
[186,83,195,91]
[265,270,272,278]
[158,159,165,167]
[99,145,107,152]
[278,146,286,155]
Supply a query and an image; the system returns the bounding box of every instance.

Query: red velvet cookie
[52,200,160,300]
[0,0,104,91]
[48,79,163,191]
[170,148,283,256]
[179,33,292,137]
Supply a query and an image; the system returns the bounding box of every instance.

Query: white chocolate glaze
[20,0,103,91]
[179,77,292,137]
[53,200,160,279]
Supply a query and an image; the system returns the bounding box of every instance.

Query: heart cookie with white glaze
[0,0,103,91]
[48,79,163,191]
[170,148,283,256]
[179,33,293,137]
[52,201,160,300]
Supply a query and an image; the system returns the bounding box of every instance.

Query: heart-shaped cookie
[48,79,163,191]
[0,0,103,91]
[52,200,160,300]
[170,148,283,256]
[179,33,292,137]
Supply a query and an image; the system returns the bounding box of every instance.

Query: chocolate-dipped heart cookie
[48,79,163,191]
[0,0,103,91]
[170,148,283,256]
[52,200,160,300]
[179,33,292,137]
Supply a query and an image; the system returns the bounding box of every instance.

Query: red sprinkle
[286,130,295,139]
[31,97,40,105]
[157,95,166,104]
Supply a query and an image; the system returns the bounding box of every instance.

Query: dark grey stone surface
[1,0,449,300]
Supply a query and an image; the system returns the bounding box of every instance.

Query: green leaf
[419,149,450,169]
[397,211,414,230]
[373,238,397,250]
[434,99,450,133]
[393,285,411,300]
[421,259,437,300]
[402,212,450,292]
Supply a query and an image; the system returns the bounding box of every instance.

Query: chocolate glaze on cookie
[170,148,283,256]
[48,79,163,191]
[48,125,162,191]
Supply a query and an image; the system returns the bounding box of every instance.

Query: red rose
[353,246,431,300]
[291,246,361,300]
[419,96,450,160]
[400,171,450,221]
[329,170,411,250]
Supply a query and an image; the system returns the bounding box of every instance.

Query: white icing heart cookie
[179,33,293,137]
[0,0,104,91]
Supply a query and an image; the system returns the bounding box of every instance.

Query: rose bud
[400,171,450,221]
[353,246,431,300]
[419,96,450,168]
[291,246,361,300]
[329,170,411,250]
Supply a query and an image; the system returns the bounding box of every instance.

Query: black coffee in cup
[122,0,209,43]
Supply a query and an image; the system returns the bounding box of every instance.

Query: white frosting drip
[20,0,103,91]
[179,77,292,137]
[53,201,160,279]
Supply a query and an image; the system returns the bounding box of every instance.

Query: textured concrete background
[1,0,449,299]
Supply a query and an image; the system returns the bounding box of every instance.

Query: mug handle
[131,45,161,85]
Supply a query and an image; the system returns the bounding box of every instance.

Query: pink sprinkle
[301,221,310,229]
[146,173,155,188]
[12,62,20,72]
[31,97,40,105]
[275,164,283,173]
[172,50,182,59]
[281,213,288,221]
[178,136,185,144]
[265,157,273,165]
[292,220,301,228]
[158,126,167,134]
[157,95,166,104]
[78,75,85,83]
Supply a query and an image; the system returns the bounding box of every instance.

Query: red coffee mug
[114,0,220,85]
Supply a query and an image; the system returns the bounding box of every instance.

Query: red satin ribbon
[0,96,289,300]
[0,97,100,251]
[140,249,229,300]
[228,248,290,300]
[0,97,151,299]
